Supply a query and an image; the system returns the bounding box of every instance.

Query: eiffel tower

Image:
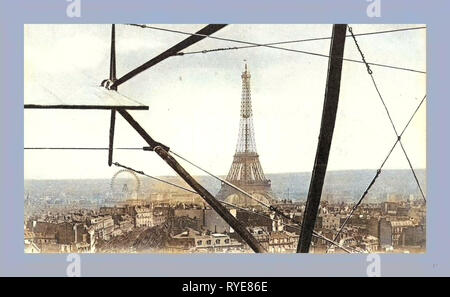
[216,62,275,207]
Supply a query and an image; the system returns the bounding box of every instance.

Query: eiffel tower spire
[235,62,257,153]
[216,62,274,206]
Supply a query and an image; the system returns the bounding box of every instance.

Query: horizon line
[24,168,426,181]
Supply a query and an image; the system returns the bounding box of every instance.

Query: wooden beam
[297,24,347,253]
[24,104,148,110]
[111,24,227,88]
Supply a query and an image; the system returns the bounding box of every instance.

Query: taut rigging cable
[126,24,426,74]
[348,26,426,203]
[327,94,427,251]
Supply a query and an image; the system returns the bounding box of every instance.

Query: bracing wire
[326,94,426,251]
[180,26,426,56]
[348,26,426,203]
[126,24,426,74]
[24,147,143,150]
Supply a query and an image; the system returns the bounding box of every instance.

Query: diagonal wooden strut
[117,109,265,253]
[297,24,347,253]
[111,24,227,88]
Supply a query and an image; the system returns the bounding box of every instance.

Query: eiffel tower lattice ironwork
[216,63,275,206]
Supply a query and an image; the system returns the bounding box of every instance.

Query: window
[215,239,221,244]
[206,240,211,245]
[197,240,202,246]
[225,239,230,244]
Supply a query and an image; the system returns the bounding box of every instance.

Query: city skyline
[24,174,426,254]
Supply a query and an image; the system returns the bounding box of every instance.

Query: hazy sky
[24,24,426,179]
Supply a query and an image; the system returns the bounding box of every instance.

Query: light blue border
[1,0,448,276]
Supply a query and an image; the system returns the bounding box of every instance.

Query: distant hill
[25,169,425,203]
[266,169,426,201]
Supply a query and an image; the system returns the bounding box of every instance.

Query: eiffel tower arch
[216,63,276,207]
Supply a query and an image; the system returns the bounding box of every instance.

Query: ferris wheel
[110,169,141,200]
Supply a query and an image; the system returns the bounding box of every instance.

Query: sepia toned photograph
[24,24,426,254]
